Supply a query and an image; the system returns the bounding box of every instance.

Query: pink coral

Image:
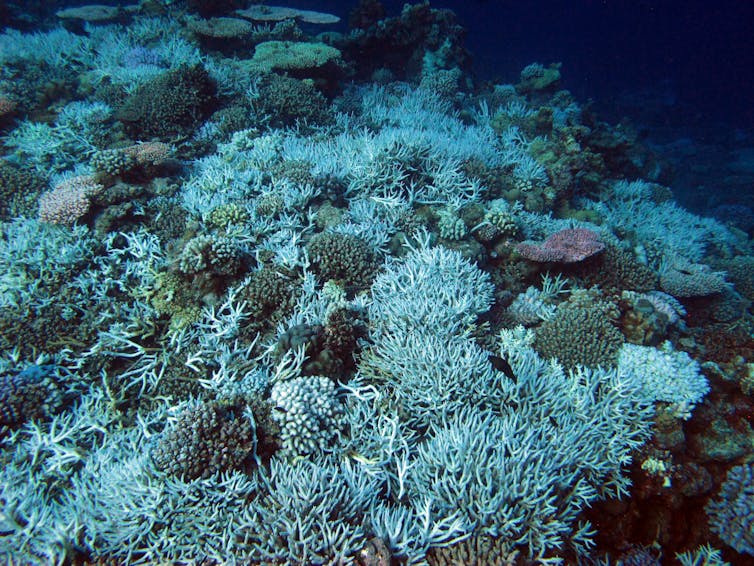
[516,227,605,263]
[123,141,171,165]
[38,175,103,225]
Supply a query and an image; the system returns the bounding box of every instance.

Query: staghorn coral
[396,327,653,558]
[676,544,730,566]
[506,285,557,326]
[359,236,496,428]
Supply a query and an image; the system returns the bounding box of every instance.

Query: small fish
[489,354,516,381]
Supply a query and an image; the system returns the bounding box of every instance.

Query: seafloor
[0,2,753,565]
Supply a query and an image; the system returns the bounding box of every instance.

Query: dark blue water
[263,0,754,216]
[284,1,754,128]
[7,0,753,129]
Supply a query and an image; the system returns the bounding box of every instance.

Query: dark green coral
[116,64,218,139]
[0,160,46,219]
[534,298,624,370]
[307,232,378,293]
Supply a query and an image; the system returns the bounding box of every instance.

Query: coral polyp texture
[706,464,754,556]
[38,175,104,225]
[517,226,605,263]
[0,2,752,565]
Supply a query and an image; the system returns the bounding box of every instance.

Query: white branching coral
[618,341,709,410]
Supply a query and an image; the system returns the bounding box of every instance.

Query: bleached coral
[270,375,345,458]
[0,218,97,311]
[676,544,730,566]
[368,231,494,339]
[588,179,736,266]
[393,327,654,559]
[507,285,557,325]
[617,341,709,410]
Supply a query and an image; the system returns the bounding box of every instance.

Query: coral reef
[0,4,752,565]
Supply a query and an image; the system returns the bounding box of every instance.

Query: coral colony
[0,1,753,565]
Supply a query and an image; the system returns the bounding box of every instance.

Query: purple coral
[516,227,605,263]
